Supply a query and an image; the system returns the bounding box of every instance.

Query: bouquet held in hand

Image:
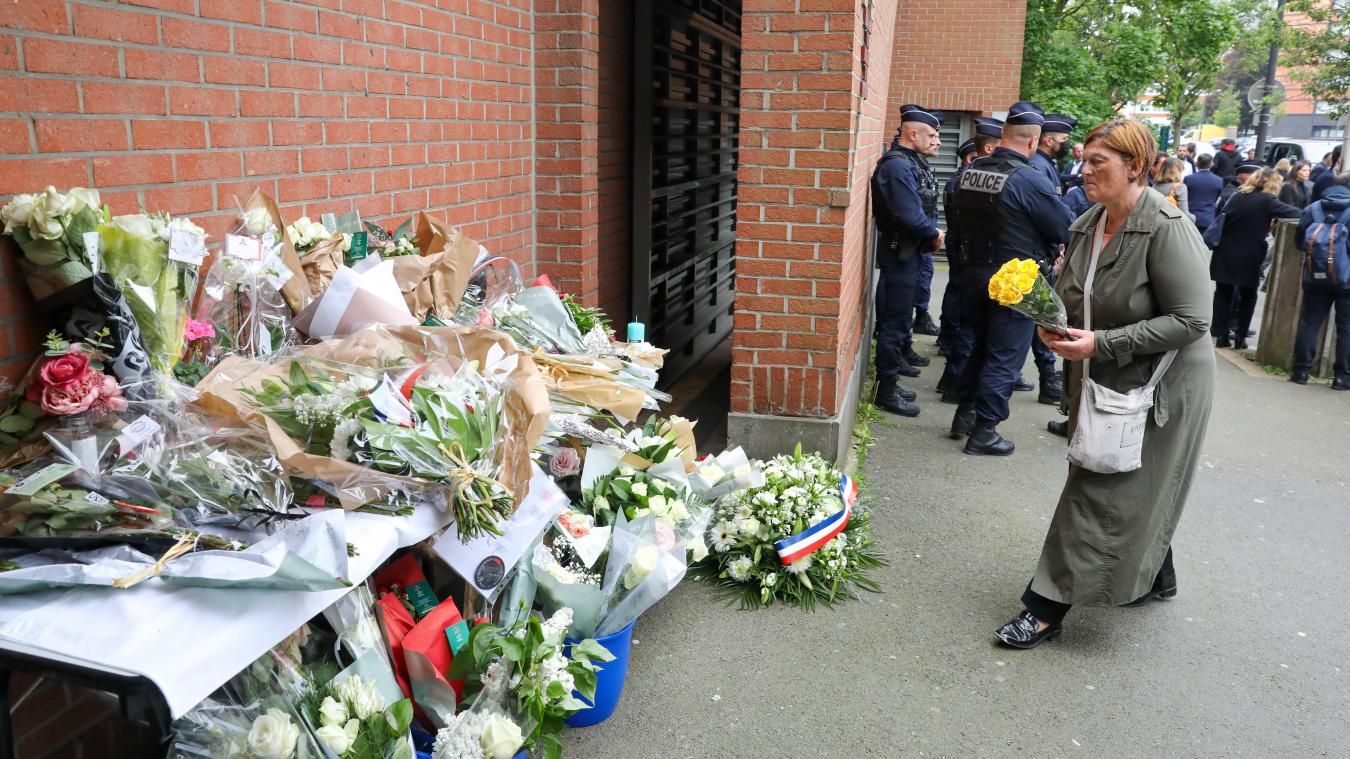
[987,258,1069,337]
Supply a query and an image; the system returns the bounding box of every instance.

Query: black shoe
[1289,372,1309,385]
[1121,584,1178,607]
[1012,376,1035,392]
[936,343,949,357]
[902,348,931,368]
[949,405,975,439]
[1233,339,1249,351]
[1047,420,1067,438]
[964,424,1015,455]
[994,610,1061,650]
[1215,336,1231,349]
[936,373,950,395]
[1333,380,1350,391]
[1037,375,1062,405]
[941,390,961,404]
[876,385,920,417]
[913,310,940,337]
[894,356,921,378]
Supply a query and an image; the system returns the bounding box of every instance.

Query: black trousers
[1292,286,1350,382]
[1213,283,1257,341]
[1021,547,1175,625]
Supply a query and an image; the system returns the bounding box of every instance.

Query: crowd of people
[869,102,1349,650]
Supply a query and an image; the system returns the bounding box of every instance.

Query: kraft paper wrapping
[296,234,345,295]
[193,325,549,511]
[531,351,647,423]
[244,189,313,315]
[391,214,480,321]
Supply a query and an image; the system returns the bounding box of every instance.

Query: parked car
[1263,139,1342,165]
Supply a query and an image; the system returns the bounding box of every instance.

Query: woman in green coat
[995,120,1216,649]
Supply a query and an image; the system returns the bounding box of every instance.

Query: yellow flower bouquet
[987,258,1070,337]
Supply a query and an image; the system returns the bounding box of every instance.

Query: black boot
[876,378,920,417]
[1037,373,1062,405]
[949,403,975,440]
[894,354,921,378]
[902,346,931,368]
[1047,419,1068,438]
[964,423,1015,455]
[1215,335,1231,349]
[913,310,939,336]
[1289,372,1309,385]
[1012,374,1035,392]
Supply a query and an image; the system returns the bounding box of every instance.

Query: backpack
[1302,203,1350,288]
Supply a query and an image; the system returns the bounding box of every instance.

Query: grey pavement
[565,267,1350,759]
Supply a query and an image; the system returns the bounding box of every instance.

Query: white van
[1263,139,1341,165]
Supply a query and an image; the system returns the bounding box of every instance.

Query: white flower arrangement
[285,215,333,252]
[692,447,885,610]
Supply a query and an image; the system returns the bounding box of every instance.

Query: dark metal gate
[632,0,741,385]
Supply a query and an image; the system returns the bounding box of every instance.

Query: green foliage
[1153,0,1241,140]
[1282,0,1350,118]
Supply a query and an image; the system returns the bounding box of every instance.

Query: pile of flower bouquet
[0,183,885,758]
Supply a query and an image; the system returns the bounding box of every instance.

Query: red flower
[39,347,90,389]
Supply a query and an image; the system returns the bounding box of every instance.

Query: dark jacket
[1278,179,1312,209]
[1184,169,1224,229]
[1312,169,1338,202]
[1212,146,1241,181]
[1210,190,1302,288]
[1294,185,1350,253]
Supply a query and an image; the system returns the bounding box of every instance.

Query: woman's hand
[1039,326,1096,361]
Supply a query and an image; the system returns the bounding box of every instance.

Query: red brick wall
[0,0,538,381]
[882,0,1025,137]
[733,0,899,418]
[595,1,632,324]
[532,0,600,301]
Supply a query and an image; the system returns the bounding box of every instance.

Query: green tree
[1152,0,1241,141]
[1020,0,1164,135]
[1212,89,1243,127]
[1283,0,1350,118]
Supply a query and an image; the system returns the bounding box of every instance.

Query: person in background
[1151,158,1193,221]
[1176,144,1195,177]
[1184,143,1198,172]
[994,119,1215,649]
[1310,151,1336,184]
[1213,138,1240,183]
[1246,148,1259,161]
[871,105,945,417]
[1274,157,1292,179]
[1289,172,1350,391]
[1311,146,1342,201]
[1279,161,1313,209]
[1210,167,1301,350]
[1219,161,1261,210]
[1033,115,1077,194]
[1185,153,1224,233]
[1061,142,1086,192]
[1148,153,1166,186]
[1062,184,1091,218]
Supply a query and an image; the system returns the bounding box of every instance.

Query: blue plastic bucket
[563,619,637,728]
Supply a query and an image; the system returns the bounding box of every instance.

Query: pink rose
[90,374,127,415]
[549,447,581,477]
[183,319,216,342]
[39,373,100,415]
[38,349,90,391]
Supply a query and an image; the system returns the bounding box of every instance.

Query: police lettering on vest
[959,169,1009,194]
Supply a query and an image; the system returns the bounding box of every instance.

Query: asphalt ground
[565,267,1350,759]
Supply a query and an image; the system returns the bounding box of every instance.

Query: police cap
[1042,114,1077,134]
[973,117,1003,138]
[1237,162,1264,174]
[1005,101,1045,127]
[901,107,943,129]
[957,139,978,158]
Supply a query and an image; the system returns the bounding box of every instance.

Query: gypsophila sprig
[691,445,885,610]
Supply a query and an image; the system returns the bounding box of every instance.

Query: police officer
[871,105,944,417]
[950,101,1075,455]
[936,117,1003,401]
[1025,113,1077,406]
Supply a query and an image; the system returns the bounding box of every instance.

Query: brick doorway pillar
[728,0,899,463]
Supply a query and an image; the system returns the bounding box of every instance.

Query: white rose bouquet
[1,186,105,301]
[691,446,885,610]
[443,608,613,759]
[170,695,322,759]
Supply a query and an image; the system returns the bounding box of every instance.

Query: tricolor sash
[773,474,857,565]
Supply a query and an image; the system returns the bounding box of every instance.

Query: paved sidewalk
[565,269,1350,758]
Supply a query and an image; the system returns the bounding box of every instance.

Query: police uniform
[937,119,1000,398]
[950,101,1075,455]
[871,106,943,416]
[1025,113,1077,405]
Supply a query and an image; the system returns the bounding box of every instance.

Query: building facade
[0,0,1025,463]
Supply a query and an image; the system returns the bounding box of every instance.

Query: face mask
[1055,141,1070,160]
